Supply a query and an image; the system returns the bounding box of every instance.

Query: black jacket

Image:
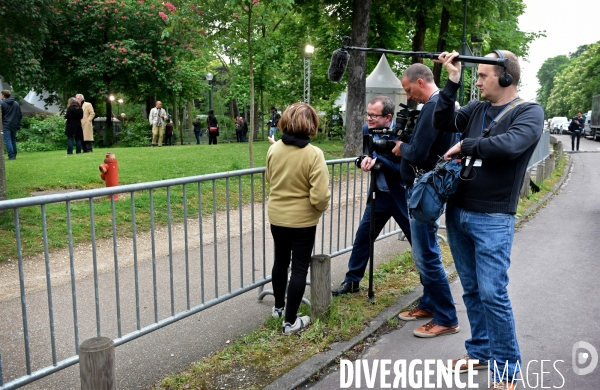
[570,116,584,132]
[64,106,84,138]
[1,97,22,129]
[193,120,202,133]
[433,79,544,214]
[400,94,456,187]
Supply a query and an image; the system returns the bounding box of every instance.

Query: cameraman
[391,63,459,338]
[332,96,412,296]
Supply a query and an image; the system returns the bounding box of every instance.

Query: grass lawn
[0,140,347,261]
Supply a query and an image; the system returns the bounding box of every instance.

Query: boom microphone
[328,47,350,82]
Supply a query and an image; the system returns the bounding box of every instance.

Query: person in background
[267,106,281,141]
[64,97,84,155]
[164,119,173,146]
[235,116,242,142]
[207,109,219,145]
[569,111,585,151]
[149,101,167,147]
[1,89,22,160]
[266,103,330,335]
[193,115,202,144]
[238,116,248,142]
[76,94,95,152]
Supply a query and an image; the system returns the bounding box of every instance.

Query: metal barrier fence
[0,158,404,389]
[527,129,551,170]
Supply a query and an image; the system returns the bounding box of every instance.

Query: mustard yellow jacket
[266,140,331,228]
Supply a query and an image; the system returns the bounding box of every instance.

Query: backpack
[408,159,462,224]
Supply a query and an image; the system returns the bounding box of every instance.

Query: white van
[583,110,593,138]
[549,117,568,134]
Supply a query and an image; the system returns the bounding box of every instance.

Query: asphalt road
[308,141,600,389]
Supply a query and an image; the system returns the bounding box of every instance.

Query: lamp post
[304,44,314,104]
[206,72,214,111]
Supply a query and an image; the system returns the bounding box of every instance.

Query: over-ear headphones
[493,50,513,88]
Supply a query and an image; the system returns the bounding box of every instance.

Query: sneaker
[413,320,459,338]
[490,381,516,390]
[398,307,434,321]
[448,355,488,374]
[272,306,285,319]
[282,315,311,335]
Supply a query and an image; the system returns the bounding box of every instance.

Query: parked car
[549,117,568,134]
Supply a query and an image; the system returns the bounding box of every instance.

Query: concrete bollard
[536,163,545,184]
[310,254,331,320]
[554,141,563,164]
[549,151,556,174]
[544,156,552,180]
[520,171,531,198]
[79,337,116,390]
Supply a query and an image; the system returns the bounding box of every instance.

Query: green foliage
[546,42,600,117]
[536,55,570,114]
[17,115,67,152]
[119,121,151,147]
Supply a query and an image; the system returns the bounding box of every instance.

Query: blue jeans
[344,190,411,284]
[407,187,458,327]
[194,131,201,144]
[3,126,17,159]
[67,136,82,154]
[445,205,520,381]
[269,126,277,140]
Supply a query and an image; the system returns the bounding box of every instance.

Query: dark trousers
[236,130,241,142]
[3,126,17,159]
[344,190,411,284]
[208,132,218,145]
[270,224,317,324]
[571,130,581,151]
[67,136,82,154]
[83,141,93,152]
[164,135,172,145]
[194,131,201,144]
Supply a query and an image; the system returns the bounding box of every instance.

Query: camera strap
[461,98,525,179]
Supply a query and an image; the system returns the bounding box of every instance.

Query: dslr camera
[362,103,420,156]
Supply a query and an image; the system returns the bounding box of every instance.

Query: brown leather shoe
[413,320,459,338]
[490,381,516,390]
[449,355,488,374]
[398,307,434,321]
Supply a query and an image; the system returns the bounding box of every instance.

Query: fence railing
[527,129,551,170]
[0,157,405,389]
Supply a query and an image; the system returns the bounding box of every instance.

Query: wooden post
[536,163,545,184]
[544,156,552,180]
[79,337,116,390]
[520,171,531,198]
[554,141,563,164]
[549,151,556,174]
[310,254,331,320]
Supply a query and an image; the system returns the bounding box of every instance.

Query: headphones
[493,50,513,88]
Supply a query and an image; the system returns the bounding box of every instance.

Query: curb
[265,157,572,390]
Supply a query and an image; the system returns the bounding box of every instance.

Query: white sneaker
[282,315,311,335]
[272,306,285,319]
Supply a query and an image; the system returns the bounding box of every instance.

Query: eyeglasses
[366,113,385,119]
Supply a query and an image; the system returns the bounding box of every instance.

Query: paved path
[306,147,600,389]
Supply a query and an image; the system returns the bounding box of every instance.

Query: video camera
[362,103,420,156]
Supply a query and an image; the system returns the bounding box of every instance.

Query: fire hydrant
[99,152,119,200]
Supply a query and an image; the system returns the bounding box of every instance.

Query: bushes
[17,115,67,152]
[119,121,152,147]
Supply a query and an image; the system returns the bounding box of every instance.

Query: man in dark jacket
[390,64,459,338]
[569,111,585,151]
[1,89,22,160]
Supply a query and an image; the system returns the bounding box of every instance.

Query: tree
[536,55,569,113]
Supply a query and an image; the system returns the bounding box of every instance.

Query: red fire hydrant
[99,152,119,200]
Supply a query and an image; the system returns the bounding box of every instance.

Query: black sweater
[432,80,544,214]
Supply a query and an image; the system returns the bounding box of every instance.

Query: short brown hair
[492,50,520,86]
[403,63,434,84]
[278,102,319,137]
[1,90,11,98]
[68,97,80,108]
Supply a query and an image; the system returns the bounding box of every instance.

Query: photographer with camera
[332,96,412,296]
[391,63,459,338]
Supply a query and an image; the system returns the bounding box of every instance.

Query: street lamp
[206,72,214,111]
[304,44,314,104]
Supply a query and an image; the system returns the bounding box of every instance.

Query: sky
[518,0,600,101]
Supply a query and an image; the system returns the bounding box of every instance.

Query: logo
[572,341,598,376]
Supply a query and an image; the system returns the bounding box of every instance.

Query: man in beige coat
[76,94,95,152]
